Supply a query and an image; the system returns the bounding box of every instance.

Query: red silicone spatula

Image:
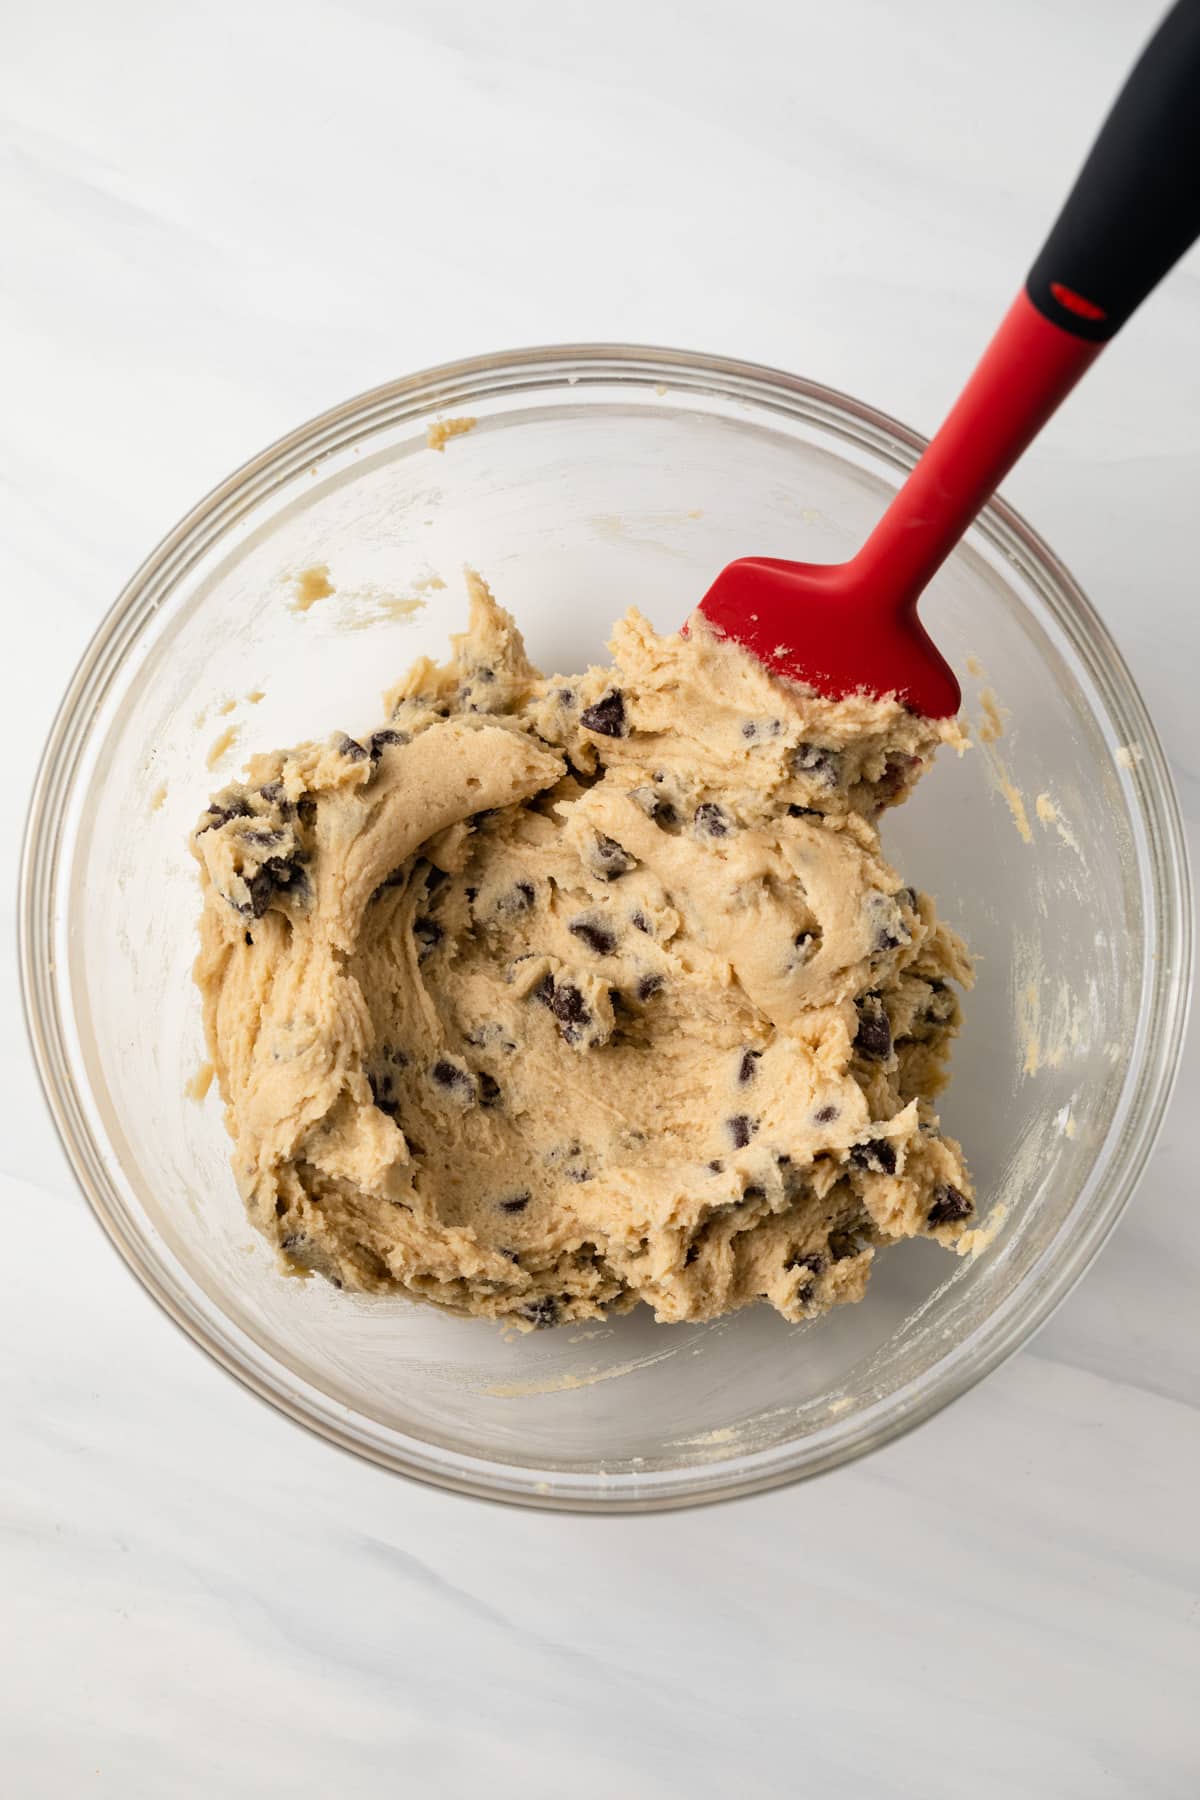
[698,0,1200,716]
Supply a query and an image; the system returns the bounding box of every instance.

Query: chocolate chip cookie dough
[193,574,974,1330]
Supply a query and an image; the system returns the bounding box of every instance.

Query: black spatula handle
[1027,0,1200,342]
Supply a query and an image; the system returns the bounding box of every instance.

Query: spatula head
[697,557,961,718]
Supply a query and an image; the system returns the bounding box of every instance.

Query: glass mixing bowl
[20,346,1192,1510]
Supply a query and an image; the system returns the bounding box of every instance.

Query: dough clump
[194,575,974,1330]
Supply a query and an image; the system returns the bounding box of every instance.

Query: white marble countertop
[4,1,1198,1792]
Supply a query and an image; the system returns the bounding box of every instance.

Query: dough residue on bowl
[205,723,241,771]
[426,416,477,452]
[291,564,334,612]
[192,574,975,1331]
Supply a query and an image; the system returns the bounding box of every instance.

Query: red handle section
[850,291,1103,614]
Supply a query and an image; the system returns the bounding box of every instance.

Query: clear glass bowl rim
[18,342,1194,1512]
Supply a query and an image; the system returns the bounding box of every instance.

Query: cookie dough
[193,575,974,1330]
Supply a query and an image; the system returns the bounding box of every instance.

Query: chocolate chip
[500,1248,522,1263]
[558,688,576,707]
[564,1164,593,1183]
[727,1114,755,1149]
[338,734,368,762]
[197,796,253,835]
[896,886,917,910]
[787,804,821,819]
[478,1072,502,1107]
[520,1296,560,1328]
[814,1104,839,1124]
[590,833,636,878]
[789,1251,826,1278]
[708,1160,724,1174]
[491,878,537,918]
[242,827,286,849]
[569,917,617,956]
[579,690,627,738]
[928,1185,972,1226]
[793,743,841,786]
[631,910,653,934]
[551,983,590,1033]
[499,1192,531,1213]
[630,786,679,828]
[369,728,409,760]
[737,1049,761,1084]
[368,1072,401,1116]
[790,931,815,968]
[242,855,306,920]
[636,973,665,1002]
[244,930,253,946]
[789,1250,826,1300]
[851,1138,897,1175]
[258,780,286,806]
[532,972,556,1007]
[694,803,731,838]
[430,1059,476,1100]
[875,927,903,952]
[854,999,892,1060]
[413,916,443,957]
[740,721,758,739]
